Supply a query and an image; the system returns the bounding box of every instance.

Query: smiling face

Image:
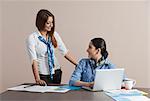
[43,16,53,32]
[86,41,101,60]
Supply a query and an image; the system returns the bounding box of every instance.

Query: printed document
[105,89,150,101]
[7,85,70,93]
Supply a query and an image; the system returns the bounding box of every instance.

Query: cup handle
[133,80,136,86]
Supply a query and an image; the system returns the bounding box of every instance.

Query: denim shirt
[69,58,116,86]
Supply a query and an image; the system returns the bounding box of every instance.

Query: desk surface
[0,88,150,101]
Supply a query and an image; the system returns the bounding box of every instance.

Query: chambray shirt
[69,58,116,86]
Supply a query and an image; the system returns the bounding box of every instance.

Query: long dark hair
[36,9,57,48]
[91,38,108,59]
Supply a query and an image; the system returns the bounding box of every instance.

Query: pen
[24,84,36,88]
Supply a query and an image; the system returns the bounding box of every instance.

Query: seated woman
[69,37,116,88]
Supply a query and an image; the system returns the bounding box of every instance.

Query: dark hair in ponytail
[91,38,108,59]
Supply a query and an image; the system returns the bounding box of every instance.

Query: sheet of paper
[24,85,50,93]
[123,96,150,101]
[105,89,147,96]
[7,85,70,93]
[44,86,70,93]
[7,85,28,91]
[104,89,150,101]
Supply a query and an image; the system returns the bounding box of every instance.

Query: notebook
[82,68,124,91]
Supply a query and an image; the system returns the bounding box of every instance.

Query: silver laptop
[82,68,124,91]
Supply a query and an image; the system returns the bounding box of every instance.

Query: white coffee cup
[124,79,136,90]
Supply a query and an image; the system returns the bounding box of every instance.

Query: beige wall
[0,0,2,93]
[1,0,149,93]
[148,0,150,87]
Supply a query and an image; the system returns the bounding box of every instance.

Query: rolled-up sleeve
[54,32,68,56]
[69,59,85,86]
[26,35,37,64]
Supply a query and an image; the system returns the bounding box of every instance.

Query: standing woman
[26,9,77,85]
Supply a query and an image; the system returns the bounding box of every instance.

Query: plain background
[0,0,150,93]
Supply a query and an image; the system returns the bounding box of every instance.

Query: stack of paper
[105,89,150,101]
[7,85,70,93]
